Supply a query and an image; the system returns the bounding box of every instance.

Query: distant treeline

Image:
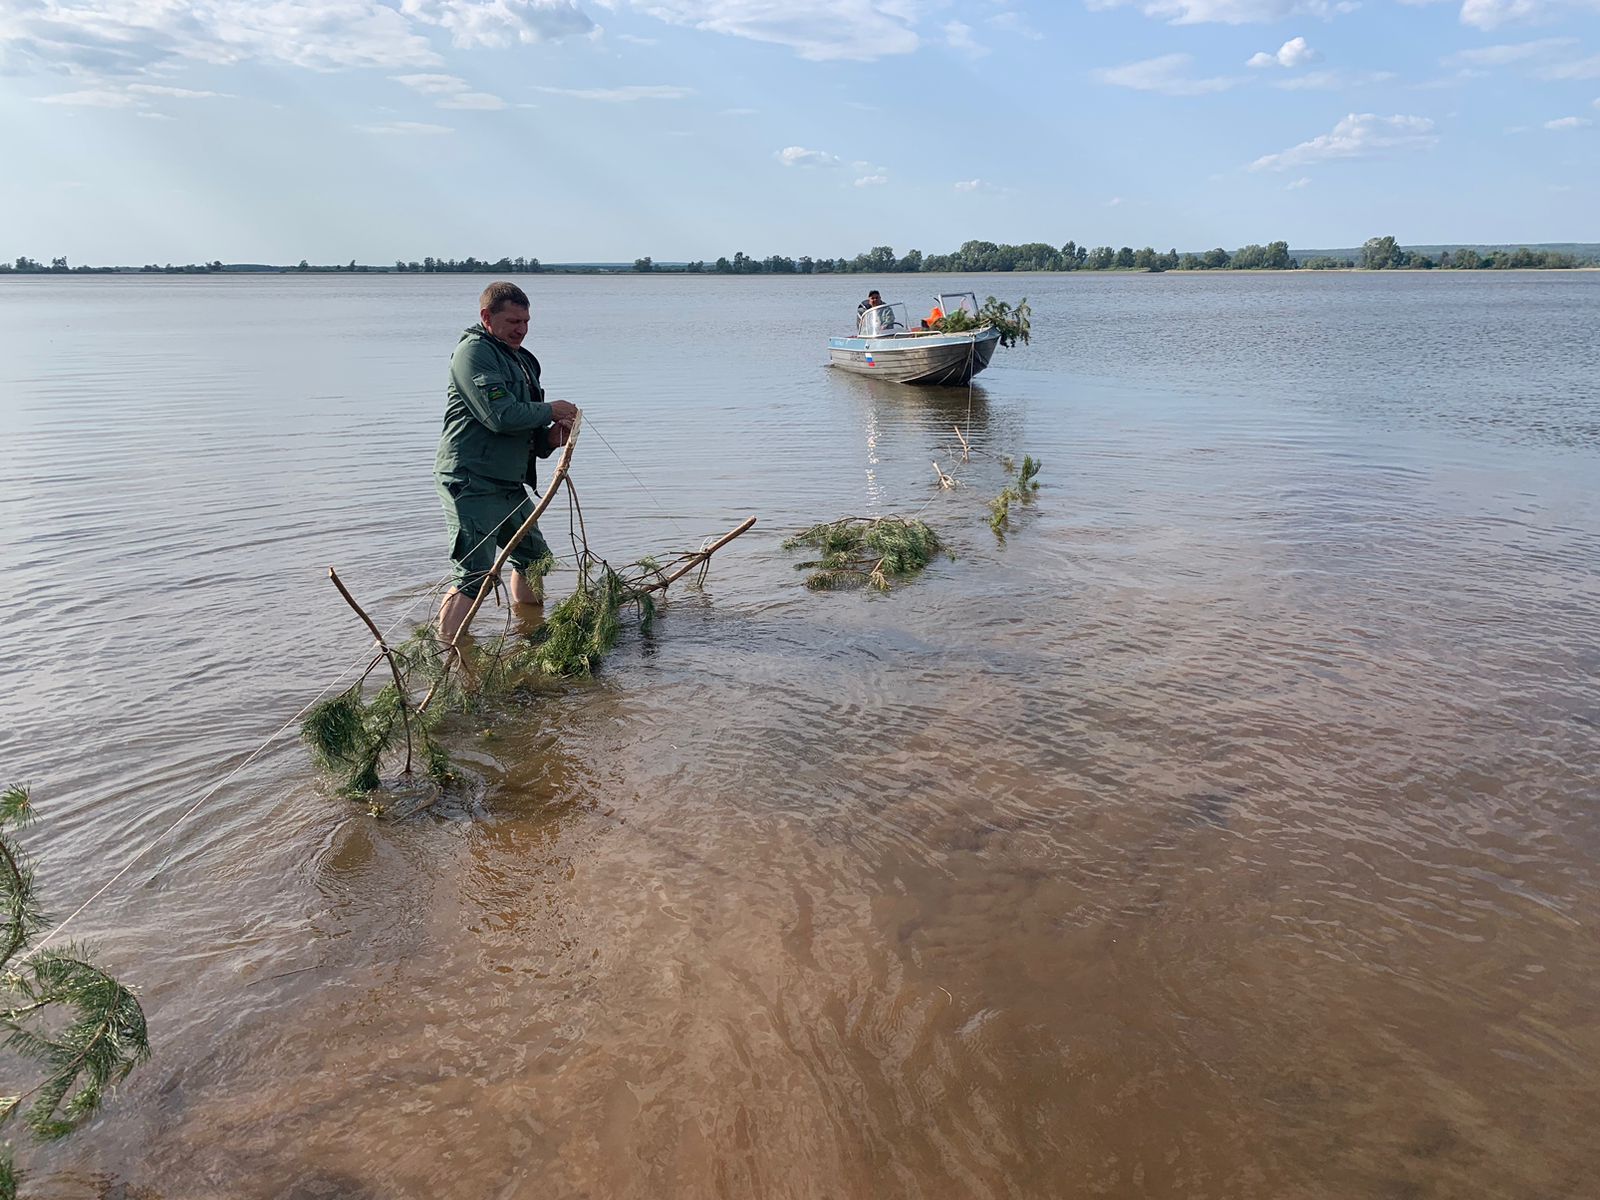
[0,255,542,275]
[4,237,1593,277]
[637,236,1593,274]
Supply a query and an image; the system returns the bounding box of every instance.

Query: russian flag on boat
[864,351,875,367]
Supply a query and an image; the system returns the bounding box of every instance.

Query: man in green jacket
[435,281,577,641]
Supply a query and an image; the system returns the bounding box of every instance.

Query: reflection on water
[2,273,1599,1198]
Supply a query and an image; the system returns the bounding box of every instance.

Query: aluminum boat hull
[827,327,1000,385]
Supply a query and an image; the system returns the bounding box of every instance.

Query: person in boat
[856,290,884,321]
[434,281,578,641]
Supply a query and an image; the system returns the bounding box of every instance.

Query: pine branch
[1,948,150,1142]
[0,793,150,1195]
[0,787,45,976]
[784,517,944,591]
[989,454,1043,535]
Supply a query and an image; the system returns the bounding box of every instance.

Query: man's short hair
[868,290,881,298]
[479,281,530,315]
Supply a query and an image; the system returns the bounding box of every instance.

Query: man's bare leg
[438,587,476,643]
[506,568,545,633]
[507,568,542,605]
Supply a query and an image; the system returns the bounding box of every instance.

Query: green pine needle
[301,554,673,797]
[3,948,150,1142]
[1,791,150,1192]
[784,517,944,591]
[0,794,45,976]
[933,296,1031,347]
[989,454,1043,536]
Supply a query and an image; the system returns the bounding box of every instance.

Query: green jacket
[434,325,555,486]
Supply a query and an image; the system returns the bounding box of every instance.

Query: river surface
[1,271,1597,1198]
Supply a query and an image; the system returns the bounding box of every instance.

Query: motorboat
[827,292,1000,385]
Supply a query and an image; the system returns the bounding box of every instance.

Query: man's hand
[543,399,578,450]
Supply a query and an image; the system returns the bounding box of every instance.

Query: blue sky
[2,0,1597,263]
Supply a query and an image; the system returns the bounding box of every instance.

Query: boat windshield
[936,292,980,320]
[857,301,910,336]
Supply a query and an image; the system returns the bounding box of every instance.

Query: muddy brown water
[1,272,1598,1198]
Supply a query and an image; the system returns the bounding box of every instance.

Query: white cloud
[945,20,987,55]
[1443,37,1575,65]
[1250,112,1438,170]
[721,106,758,115]
[1106,195,1124,205]
[1095,53,1241,95]
[35,80,230,114]
[1537,54,1600,79]
[358,120,454,134]
[0,0,598,76]
[1287,176,1311,188]
[776,146,841,167]
[127,83,229,98]
[854,174,888,186]
[1086,0,1355,25]
[535,84,693,101]
[398,0,593,48]
[1459,0,1600,29]
[1544,114,1593,128]
[391,73,470,94]
[439,91,506,108]
[1277,36,1316,64]
[987,9,1045,39]
[1248,35,1316,67]
[955,178,1007,193]
[37,88,139,107]
[1276,68,1396,89]
[393,72,507,109]
[0,0,442,72]
[609,0,925,61]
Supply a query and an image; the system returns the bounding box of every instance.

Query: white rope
[21,425,748,955]
[20,634,388,962]
[581,416,697,543]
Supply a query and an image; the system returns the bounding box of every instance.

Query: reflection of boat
[827,292,1000,385]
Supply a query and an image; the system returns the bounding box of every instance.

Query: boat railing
[936,292,980,320]
[856,301,911,337]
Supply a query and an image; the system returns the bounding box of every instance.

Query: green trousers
[436,474,552,599]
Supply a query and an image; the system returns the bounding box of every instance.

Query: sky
[1,0,1597,263]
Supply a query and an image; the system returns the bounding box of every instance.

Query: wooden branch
[640,515,757,593]
[932,461,955,489]
[451,412,582,648]
[952,425,971,462]
[328,566,414,775]
[418,412,583,715]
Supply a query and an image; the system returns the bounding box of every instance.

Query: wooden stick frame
[328,566,415,775]
[415,412,583,715]
[327,409,755,737]
[640,515,757,593]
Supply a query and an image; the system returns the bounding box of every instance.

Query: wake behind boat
[828,292,1000,386]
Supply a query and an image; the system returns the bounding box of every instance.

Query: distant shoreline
[3,265,1597,278]
[7,238,1597,277]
